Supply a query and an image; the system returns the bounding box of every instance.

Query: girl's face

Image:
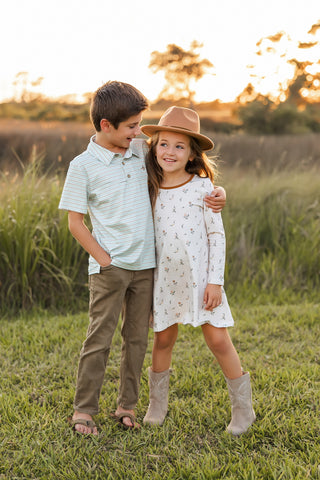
[155,131,194,178]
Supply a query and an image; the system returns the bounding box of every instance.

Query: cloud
[298,41,318,49]
[266,32,286,43]
[308,21,320,35]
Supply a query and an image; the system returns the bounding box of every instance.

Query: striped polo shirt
[59,136,156,274]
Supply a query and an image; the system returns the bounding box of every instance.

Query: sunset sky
[1,0,319,103]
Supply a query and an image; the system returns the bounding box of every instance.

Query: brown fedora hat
[141,106,214,151]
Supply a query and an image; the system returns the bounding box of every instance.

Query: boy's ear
[100,118,111,132]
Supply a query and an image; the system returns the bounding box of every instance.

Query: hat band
[162,124,198,134]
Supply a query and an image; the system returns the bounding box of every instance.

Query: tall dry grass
[221,168,320,303]
[1,119,320,175]
[0,119,93,177]
[0,121,319,313]
[0,153,87,313]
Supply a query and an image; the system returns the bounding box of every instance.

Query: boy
[59,81,226,435]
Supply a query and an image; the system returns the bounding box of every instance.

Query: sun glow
[1,0,319,105]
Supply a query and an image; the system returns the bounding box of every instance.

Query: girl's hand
[204,186,226,213]
[203,284,222,311]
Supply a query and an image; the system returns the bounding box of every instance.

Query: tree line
[1,19,319,134]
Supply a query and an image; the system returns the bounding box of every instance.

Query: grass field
[1,303,319,479]
[0,120,319,478]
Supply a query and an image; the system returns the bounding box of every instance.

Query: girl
[141,106,255,436]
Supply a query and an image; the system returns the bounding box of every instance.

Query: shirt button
[122,161,125,165]
[127,174,131,178]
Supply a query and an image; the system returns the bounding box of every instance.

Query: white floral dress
[152,175,234,332]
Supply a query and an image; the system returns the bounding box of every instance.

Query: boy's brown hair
[90,81,149,131]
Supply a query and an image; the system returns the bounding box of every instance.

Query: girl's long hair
[146,133,216,209]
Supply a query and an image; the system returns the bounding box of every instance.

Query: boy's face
[101,112,143,153]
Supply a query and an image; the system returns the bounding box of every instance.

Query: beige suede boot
[225,371,256,435]
[143,367,171,426]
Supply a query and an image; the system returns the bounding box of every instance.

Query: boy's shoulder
[67,137,148,171]
[68,147,94,169]
[131,137,148,157]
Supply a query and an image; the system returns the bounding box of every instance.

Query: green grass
[1,303,319,479]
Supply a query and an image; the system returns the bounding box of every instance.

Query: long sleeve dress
[152,175,234,332]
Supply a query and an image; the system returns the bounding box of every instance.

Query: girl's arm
[68,211,111,267]
[203,194,226,310]
[204,186,226,213]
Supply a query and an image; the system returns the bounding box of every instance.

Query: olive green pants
[74,265,153,415]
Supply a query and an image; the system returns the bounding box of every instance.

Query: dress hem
[152,319,234,332]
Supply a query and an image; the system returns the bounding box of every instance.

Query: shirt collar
[87,135,140,165]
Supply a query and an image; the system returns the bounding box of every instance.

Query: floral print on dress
[152,175,234,332]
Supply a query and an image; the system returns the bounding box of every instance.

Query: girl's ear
[188,154,195,162]
[100,118,111,132]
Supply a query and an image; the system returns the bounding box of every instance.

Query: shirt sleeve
[203,188,226,285]
[142,139,148,163]
[58,160,88,214]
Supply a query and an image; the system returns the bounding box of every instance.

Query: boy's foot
[114,406,141,429]
[71,411,98,435]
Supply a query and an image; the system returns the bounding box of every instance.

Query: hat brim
[141,125,214,151]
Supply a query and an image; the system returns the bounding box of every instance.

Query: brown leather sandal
[68,417,98,435]
[110,412,140,430]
